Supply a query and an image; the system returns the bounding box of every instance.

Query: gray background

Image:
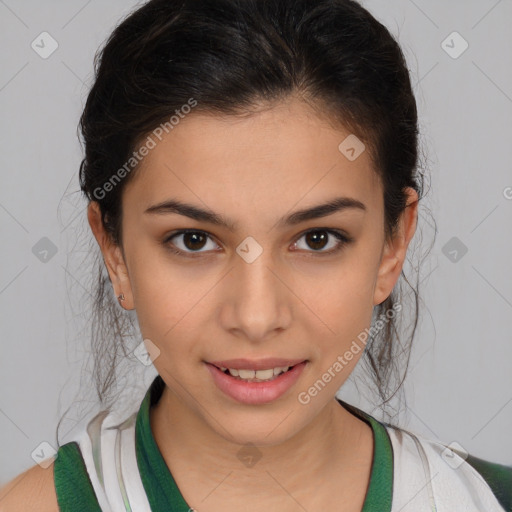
[1,0,511,485]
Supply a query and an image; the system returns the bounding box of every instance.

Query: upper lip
[207,358,306,370]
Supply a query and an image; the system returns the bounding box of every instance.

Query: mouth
[205,359,308,405]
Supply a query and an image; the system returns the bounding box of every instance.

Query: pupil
[184,232,206,251]
[307,231,327,250]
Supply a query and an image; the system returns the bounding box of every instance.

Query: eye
[163,228,353,258]
[291,228,352,255]
[164,230,220,256]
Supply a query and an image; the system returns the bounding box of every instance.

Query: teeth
[254,369,274,380]
[224,366,291,381]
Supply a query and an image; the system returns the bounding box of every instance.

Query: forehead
[123,98,382,225]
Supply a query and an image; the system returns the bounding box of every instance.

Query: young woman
[1,0,510,510]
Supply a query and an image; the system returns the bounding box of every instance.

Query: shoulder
[0,435,106,512]
[0,461,59,512]
[464,453,512,512]
[384,424,512,512]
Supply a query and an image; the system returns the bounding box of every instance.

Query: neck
[149,383,373,503]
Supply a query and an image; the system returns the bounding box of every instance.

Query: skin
[0,95,418,512]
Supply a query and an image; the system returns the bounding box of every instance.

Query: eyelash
[162,228,353,258]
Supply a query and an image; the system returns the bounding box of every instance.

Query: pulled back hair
[64,0,433,440]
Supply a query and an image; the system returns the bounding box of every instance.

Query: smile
[205,361,308,404]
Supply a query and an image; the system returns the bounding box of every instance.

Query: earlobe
[87,201,135,310]
[372,188,419,306]
[111,245,135,310]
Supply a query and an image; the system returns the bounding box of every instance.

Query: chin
[203,403,309,449]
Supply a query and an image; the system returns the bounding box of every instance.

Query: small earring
[117,293,125,302]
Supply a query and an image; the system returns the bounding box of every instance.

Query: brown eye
[182,232,207,251]
[305,231,329,250]
[164,230,219,255]
[292,229,352,255]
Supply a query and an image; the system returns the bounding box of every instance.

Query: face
[89,96,417,446]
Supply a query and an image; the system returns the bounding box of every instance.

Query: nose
[218,248,293,344]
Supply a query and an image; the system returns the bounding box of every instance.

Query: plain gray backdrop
[1,0,511,485]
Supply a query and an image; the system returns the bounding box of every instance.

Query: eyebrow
[144,196,366,231]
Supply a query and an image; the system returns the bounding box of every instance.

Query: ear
[87,201,135,310]
[373,187,418,306]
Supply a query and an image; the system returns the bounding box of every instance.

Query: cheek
[310,254,378,325]
[300,253,380,367]
[304,292,374,394]
[128,255,184,338]
[129,254,220,360]
[316,294,374,366]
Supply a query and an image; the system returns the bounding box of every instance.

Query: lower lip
[205,362,307,405]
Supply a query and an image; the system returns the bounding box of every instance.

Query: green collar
[135,375,393,511]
